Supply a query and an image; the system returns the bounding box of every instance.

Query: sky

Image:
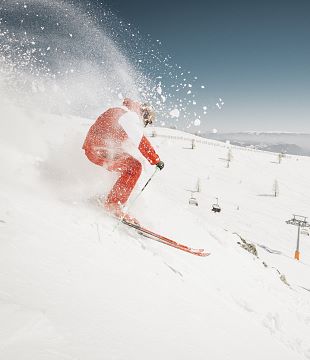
[1,0,309,132]
[101,0,310,132]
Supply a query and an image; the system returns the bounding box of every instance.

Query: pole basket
[294,250,300,260]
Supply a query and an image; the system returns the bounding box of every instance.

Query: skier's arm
[138,135,160,165]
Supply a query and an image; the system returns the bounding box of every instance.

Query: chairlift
[189,196,198,206]
[212,204,221,213]
[186,189,198,206]
[301,228,309,236]
[212,197,221,213]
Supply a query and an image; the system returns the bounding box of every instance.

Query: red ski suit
[83,101,160,209]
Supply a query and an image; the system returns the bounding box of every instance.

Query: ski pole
[113,167,159,230]
[132,166,159,203]
[138,166,159,194]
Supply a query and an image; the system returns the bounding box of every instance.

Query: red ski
[122,220,210,257]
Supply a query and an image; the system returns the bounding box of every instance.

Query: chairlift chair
[212,204,221,213]
[189,196,198,206]
[212,197,221,213]
[187,190,198,206]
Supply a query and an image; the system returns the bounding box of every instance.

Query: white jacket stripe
[118,111,143,147]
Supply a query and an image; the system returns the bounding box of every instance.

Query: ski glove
[156,160,164,170]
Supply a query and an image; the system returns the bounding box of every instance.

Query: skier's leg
[105,153,142,212]
[84,147,107,166]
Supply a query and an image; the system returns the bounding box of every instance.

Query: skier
[83,98,164,224]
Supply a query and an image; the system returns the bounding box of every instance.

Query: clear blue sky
[102,0,310,132]
[2,0,308,132]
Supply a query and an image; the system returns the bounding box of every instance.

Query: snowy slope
[1,102,310,360]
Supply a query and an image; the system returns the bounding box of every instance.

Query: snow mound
[1,97,310,359]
